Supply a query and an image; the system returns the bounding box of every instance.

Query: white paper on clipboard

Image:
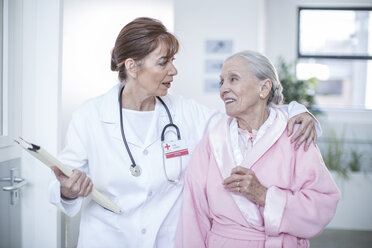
[16,138,121,214]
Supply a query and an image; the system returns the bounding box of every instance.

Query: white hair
[225,50,284,106]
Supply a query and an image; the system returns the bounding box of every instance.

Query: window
[297,7,372,109]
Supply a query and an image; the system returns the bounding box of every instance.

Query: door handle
[1,168,27,205]
[1,177,27,191]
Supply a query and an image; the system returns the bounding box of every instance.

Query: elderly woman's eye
[219,81,223,87]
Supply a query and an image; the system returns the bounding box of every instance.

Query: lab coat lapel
[99,83,121,125]
[143,97,173,148]
[142,99,161,148]
[98,83,142,148]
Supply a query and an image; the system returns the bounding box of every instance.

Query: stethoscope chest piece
[118,85,183,182]
[130,164,141,177]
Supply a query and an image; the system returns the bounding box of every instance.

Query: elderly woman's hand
[287,112,317,151]
[223,166,267,206]
[51,166,93,200]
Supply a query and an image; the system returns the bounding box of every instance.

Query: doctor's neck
[121,85,156,111]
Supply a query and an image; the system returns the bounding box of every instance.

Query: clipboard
[16,137,121,214]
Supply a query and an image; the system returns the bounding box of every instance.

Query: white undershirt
[236,108,276,159]
[122,109,155,144]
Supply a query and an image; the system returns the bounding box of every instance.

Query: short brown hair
[111,17,179,82]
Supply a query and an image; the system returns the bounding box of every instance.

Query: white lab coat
[48,84,319,248]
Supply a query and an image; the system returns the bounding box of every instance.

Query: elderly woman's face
[219,57,262,117]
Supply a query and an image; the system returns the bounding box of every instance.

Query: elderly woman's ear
[259,79,272,99]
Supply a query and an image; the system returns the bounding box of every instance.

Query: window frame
[297,6,372,60]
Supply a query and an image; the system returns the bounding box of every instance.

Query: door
[0,160,23,248]
[0,0,63,247]
[0,1,24,247]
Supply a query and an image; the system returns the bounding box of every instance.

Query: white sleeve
[47,110,89,217]
[279,101,322,137]
[179,96,226,136]
[199,107,225,135]
[48,176,83,217]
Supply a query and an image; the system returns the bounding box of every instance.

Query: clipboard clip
[15,137,41,152]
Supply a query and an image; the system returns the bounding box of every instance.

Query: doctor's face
[219,57,262,118]
[136,43,178,97]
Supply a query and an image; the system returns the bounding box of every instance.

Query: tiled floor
[309,229,372,248]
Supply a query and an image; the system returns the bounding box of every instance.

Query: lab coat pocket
[85,199,120,230]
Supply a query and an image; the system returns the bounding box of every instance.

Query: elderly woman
[175,51,340,248]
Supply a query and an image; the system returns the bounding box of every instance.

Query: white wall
[173,0,266,111]
[21,0,63,247]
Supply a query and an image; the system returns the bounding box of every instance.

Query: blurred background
[1,0,372,247]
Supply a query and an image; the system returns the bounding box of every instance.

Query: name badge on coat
[162,140,189,159]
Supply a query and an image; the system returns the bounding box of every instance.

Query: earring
[259,93,264,99]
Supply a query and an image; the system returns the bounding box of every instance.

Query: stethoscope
[118,86,183,183]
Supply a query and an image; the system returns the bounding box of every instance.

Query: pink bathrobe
[175,108,340,248]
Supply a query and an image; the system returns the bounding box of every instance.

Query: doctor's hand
[287,112,317,151]
[51,167,93,200]
[223,166,267,207]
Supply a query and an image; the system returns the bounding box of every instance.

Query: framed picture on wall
[205,40,233,54]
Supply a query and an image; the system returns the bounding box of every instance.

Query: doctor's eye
[159,61,168,67]
[160,57,176,67]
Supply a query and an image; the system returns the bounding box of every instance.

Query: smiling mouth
[162,82,171,88]
[224,98,235,104]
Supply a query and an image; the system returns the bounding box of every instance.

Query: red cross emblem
[164,144,171,150]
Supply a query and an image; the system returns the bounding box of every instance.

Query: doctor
[49,17,320,248]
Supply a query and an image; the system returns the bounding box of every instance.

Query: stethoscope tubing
[118,85,182,182]
[118,86,137,167]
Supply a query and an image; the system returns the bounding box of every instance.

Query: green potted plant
[322,129,349,179]
[276,57,319,114]
[348,148,364,172]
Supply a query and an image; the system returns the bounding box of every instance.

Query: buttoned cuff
[48,179,83,217]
